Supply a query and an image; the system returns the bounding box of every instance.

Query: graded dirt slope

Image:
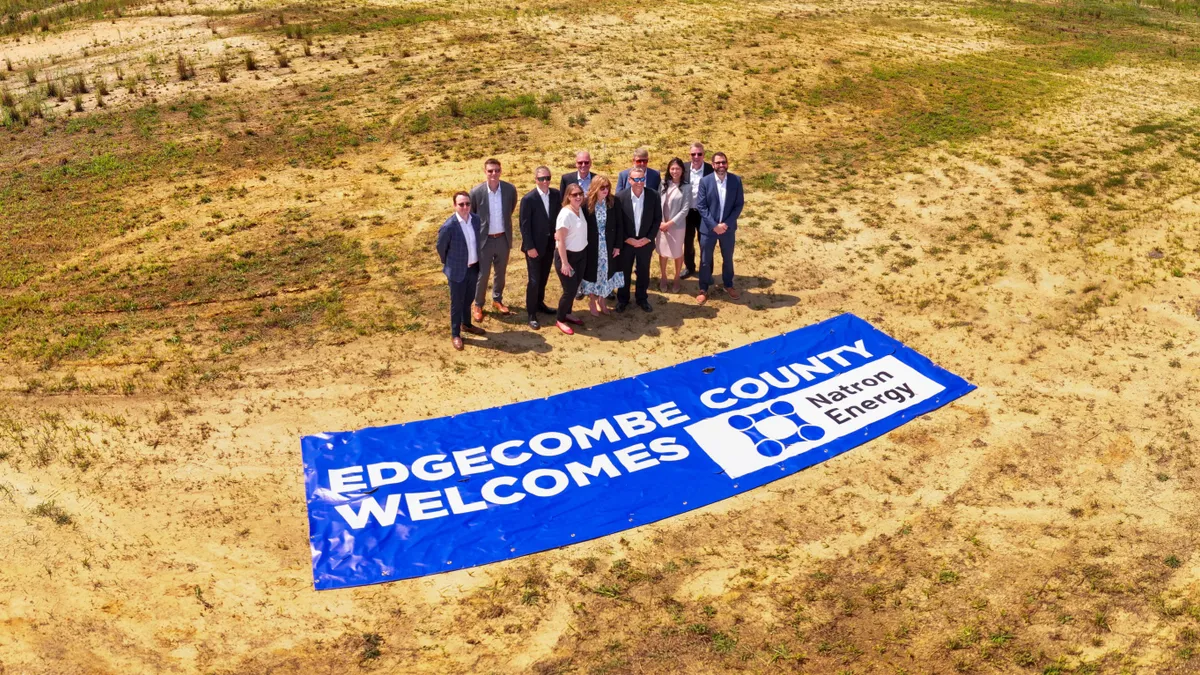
[1,0,1199,672]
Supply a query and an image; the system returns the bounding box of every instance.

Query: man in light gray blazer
[468,158,518,320]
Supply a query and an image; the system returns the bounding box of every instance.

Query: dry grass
[1,0,1200,672]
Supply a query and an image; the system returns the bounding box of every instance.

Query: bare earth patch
[2,0,1200,672]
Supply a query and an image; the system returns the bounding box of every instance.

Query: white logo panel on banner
[684,355,945,478]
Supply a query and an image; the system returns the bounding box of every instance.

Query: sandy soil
[2,0,1200,673]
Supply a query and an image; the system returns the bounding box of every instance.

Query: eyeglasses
[713,161,728,165]
[634,159,648,164]
[631,177,646,183]
[536,176,550,181]
[690,152,704,157]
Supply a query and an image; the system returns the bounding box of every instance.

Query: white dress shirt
[538,187,550,216]
[487,184,504,235]
[457,214,478,265]
[690,164,704,201]
[715,175,727,222]
[631,190,644,235]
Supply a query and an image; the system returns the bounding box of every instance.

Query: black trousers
[555,249,585,322]
[525,237,555,319]
[617,244,653,305]
[448,263,480,337]
[683,208,702,273]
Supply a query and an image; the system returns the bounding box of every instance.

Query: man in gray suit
[469,158,518,320]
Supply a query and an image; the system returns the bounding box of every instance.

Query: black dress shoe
[680,269,694,279]
[538,305,555,315]
[462,325,486,336]
[638,300,652,312]
[615,302,628,313]
[529,319,540,330]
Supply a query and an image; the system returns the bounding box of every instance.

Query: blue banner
[302,313,974,589]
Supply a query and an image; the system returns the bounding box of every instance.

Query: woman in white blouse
[553,184,589,335]
[656,157,691,293]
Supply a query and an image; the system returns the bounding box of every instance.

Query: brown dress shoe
[452,336,464,350]
[462,325,486,336]
[492,300,511,315]
[726,287,741,300]
[471,304,484,322]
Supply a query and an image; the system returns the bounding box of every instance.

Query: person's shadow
[573,275,800,341]
[461,328,552,354]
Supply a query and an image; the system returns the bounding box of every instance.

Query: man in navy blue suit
[437,192,487,350]
[616,147,662,193]
[694,152,744,305]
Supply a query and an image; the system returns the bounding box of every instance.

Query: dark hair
[712,151,728,163]
[452,191,470,205]
[484,157,501,169]
[663,157,687,186]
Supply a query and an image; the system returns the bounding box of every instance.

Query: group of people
[436,144,745,350]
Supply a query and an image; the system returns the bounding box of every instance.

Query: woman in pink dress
[656,157,691,293]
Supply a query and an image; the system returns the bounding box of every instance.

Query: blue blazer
[616,167,661,193]
[436,213,478,283]
[695,172,744,235]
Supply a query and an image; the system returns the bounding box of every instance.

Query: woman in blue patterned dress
[580,175,626,316]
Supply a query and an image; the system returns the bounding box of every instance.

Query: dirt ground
[2,0,1200,672]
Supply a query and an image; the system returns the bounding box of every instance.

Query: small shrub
[32,500,72,525]
[69,73,87,95]
[216,61,229,83]
[73,94,83,112]
[176,52,195,81]
[45,80,60,100]
[244,51,257,71]
[25,67,36,84]
[1,88,14,108]
[94,76,108,96]
[303,42,312,57]
[95,91,104,108]
[276,50,290,68]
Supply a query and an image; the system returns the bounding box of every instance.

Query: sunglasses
[485,168,501,174]
[569,193,583,198]
[577,160,591,165]
[536,176,551,181]
[631,177,647,183]
[455,202,470,207]
[690,152,704,157]
[634,159,648,164]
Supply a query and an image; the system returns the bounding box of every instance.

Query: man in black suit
[681,141,714,279]
[519,166,561,330]
[559,150,595,196]
[615,166,662,313]
[468,158,518,321]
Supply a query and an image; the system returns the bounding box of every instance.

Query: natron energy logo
[685,354,945,478]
